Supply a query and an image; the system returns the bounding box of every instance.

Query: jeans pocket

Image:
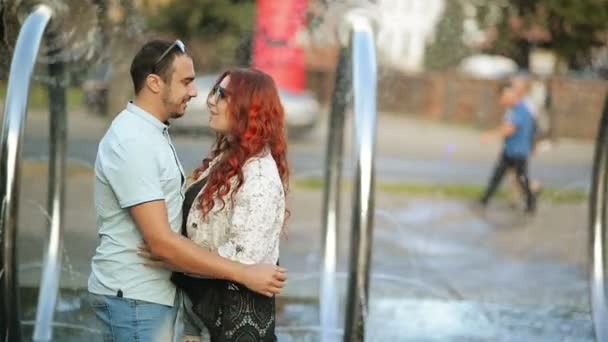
[87,292,108,308]
[86,293,113,342]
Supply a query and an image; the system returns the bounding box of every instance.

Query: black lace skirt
[172,272,277,342]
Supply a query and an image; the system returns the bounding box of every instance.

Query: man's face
[510,78,528,99]
[500,87,518,108]
[161,54,197,119]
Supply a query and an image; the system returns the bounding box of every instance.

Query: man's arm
[129,200,286,297]
[480,122,516,143]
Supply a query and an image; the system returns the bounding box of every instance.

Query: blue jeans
[88,292,178,342]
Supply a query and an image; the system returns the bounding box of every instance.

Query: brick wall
[306,66,607,140]
[375,70,608,139]
[549,77,608,139]
[377,71,504,127]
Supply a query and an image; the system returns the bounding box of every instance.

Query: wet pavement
[12,157,592,341]
[278,191,591,341]
[8,109,595,341]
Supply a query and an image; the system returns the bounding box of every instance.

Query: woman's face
[208,75,231,134]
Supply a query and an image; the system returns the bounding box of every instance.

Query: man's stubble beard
[161,89,185,120]
[170,110,185,119]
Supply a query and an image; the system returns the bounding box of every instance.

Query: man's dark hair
[130,40,185,94]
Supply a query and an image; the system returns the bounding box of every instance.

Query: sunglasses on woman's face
[212,84,228,100]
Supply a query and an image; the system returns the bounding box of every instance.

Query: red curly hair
[193,68,289,219]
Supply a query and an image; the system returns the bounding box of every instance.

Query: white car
[172,75,321,137]
[459,54,518,79]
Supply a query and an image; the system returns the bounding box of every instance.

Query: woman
[173,68,289,342]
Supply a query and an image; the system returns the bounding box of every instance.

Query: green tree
[0,0,27,79]
[475,0,608,69]
[146,0,256,68]
[425,0,471,71]
[147,0,254,39]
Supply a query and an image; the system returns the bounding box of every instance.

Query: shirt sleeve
[217,174,284,265]
[504,108,523,128]
[99,138,164,208]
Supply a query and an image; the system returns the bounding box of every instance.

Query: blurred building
[376,0,444,72]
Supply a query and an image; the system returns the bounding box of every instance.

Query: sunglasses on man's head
[153,39,186,70]
[212,84,228,99]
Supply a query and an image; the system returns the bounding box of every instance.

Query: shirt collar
[126,101,169,132]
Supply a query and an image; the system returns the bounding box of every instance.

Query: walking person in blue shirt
[505,76,544,208]
[87,40,287,342]
[479,81,537,214]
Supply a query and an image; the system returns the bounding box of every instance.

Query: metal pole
[33,25,67,342]
[589,95,608,342]
[0,5,53,342]
[342,12,377,342]
[320,42,352,341]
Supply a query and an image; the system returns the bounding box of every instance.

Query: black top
[173,176,277,341]
[181,177,207,236]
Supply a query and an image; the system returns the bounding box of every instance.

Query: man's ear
[145,74,163,94]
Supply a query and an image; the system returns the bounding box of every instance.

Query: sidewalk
[14,149,592,340]
[349,112,593,166]
[10,106,593,287]
[16,159,589,295]
[18,107,595,168]
[11,107,594,301]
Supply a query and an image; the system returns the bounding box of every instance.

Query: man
[509,76,547,205]
[504,76,543,208]
[479,81,537,214]
[87,40,287,341]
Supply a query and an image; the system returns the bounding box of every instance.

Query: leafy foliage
[475,0,608,69]
[425,0,471,70]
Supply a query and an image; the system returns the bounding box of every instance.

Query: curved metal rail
[0,5,67,342]
[320,10,377,342]
[590,95,608,342]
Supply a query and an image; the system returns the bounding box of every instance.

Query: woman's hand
[239,264,287,297]
[137,244,181,272]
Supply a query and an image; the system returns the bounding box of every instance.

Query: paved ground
[15,159,592,341]
[9,108,595,340]
[17,106,593,189]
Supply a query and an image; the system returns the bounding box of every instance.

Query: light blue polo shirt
[88,102,185,306]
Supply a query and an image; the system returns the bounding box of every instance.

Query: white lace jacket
[185,150,285,265]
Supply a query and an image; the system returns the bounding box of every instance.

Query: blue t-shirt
[503,101,534,158]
